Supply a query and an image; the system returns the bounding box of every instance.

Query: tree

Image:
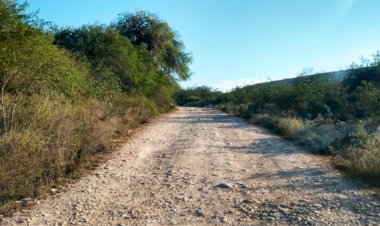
[113,11,192,81]
[54,25,173,97]
[0,0,92,133]
[175,86,223,107]
[0,0,46,133]
[355,81,380,118]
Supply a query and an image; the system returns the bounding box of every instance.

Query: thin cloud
[211,78,267,92]
[342,0,356,11]
[335,0,356,25]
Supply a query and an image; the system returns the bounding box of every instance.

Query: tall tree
[113,11,192,81]
[54,25,165,96]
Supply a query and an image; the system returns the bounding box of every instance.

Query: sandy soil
[2,107,379,225]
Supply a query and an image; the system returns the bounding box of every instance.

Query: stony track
[3,107,379,225]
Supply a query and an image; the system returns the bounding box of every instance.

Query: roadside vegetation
[177,55,380,185]
[0,1,191,215]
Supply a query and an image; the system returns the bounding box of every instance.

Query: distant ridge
[246,66,378,88]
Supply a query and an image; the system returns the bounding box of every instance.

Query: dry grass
[0,94,164,215]
[348,132,380,180]
[0,130,48,201]
[123,96,159,127]
[246,112,380,185]
[277,117,305,138]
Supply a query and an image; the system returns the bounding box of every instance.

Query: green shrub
[288,121,354,154]
[249,114,278,130]
[0,0,186,216]
[332,155,352,171]
[124,96,159,127]
[152,85,177,112]
[221,104,236,114]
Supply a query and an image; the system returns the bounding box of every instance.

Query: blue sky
[25,0,380,91]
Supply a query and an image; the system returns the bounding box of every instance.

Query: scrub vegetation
[177,55,380,185]
[0,1,191,214]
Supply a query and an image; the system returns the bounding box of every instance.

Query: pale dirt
[2,107,379,226]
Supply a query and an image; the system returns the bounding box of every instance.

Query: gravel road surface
[3,107,379,225]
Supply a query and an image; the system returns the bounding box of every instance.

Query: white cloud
[211,78,268,92]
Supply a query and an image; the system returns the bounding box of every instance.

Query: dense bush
[0,0,191,214]
[175,86,223,107]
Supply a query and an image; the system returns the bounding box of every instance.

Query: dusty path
[3,107,379,225]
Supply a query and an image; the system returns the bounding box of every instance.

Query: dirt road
[3,107,379,225]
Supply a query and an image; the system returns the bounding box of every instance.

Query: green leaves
[355,81,380,117]
[0,1,188,133]
[0,1,187,211]
[113,11,192,81]
[55,26,154,95]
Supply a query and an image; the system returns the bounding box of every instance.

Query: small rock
[236,183,248,188]
[312,203,323,209]
[16,218,27,224]
[50,188,58,194]
[242,199,253,204]
[193,209,204,217]
[278,207,288,214]
[220,216,228,222]
[267,216,275,221]
[214,183,232,189]
[78,217,88,223]
[55,222,67,226]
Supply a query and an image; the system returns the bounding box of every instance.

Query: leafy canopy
[113,11,192,81]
